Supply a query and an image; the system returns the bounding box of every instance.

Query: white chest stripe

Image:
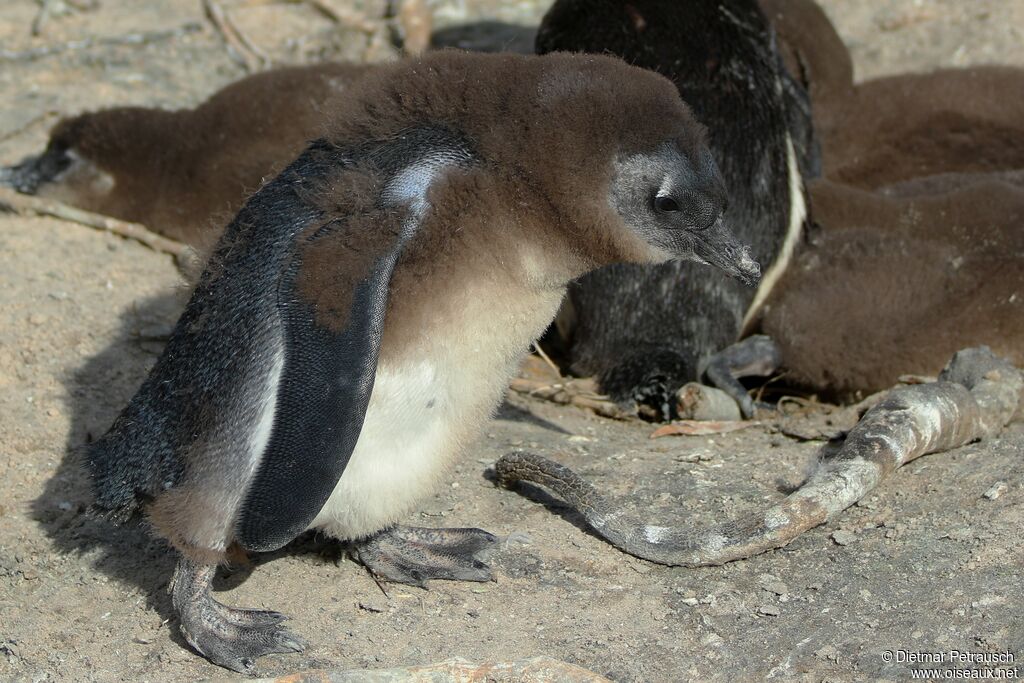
[741,134,806,334]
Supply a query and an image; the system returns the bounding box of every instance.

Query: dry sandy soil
[1,1,1023,682]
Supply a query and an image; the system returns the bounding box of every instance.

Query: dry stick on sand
[0,187,188,258]
[496,347,1023,566]
[203,0,261,72]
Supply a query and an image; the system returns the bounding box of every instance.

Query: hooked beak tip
[736,252,761,288]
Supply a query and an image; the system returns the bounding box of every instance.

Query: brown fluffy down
[760,176,1024,397]
[297,50,710,356]
[748,2,1024,397]
[820,67,1024,188]
[37,63,369,245]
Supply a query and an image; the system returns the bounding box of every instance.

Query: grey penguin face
[609,142,761,287]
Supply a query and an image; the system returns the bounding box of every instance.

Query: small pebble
[831,530,857,546]
[983,481,1008,500]
[759,605,781,617]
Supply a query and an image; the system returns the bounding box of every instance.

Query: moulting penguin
[533,0,814,419]
[82,51,759,672]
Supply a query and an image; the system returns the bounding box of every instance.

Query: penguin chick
[758,0,855,130]
[756,2,1024,187]
[817,66,1024,189]
[84,51,759,673]
[1,63,369,245]
[535,0,812,419]
[756,175,1024,397]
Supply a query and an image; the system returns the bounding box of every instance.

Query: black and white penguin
[84,51,759,672]
[1,63,370,245]
[534,0,814,419]
[731,1,1024,398]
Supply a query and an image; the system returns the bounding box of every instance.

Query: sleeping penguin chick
[535,0,812,420]
[1,63,369,245]
[84,51,759,673]
[755,175,1024,397]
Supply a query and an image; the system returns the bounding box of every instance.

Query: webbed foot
[170,557,307,674]
[353,525,499,587]
[702,334,782,418]
[599,349,693,421]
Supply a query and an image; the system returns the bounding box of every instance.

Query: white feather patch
[741,134,807,333]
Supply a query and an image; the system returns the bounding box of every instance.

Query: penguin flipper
[235,127,476,552]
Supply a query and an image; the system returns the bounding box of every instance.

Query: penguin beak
[690,216,761,288]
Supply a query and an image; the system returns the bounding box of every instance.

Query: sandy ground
[1,1,1023,682]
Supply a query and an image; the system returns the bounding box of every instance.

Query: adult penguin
[535,0,815,419]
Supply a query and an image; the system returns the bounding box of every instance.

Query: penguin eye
[654,195,680,213]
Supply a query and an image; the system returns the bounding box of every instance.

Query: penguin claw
[170,557,307,673]
[179,608,308,674]
[354,525,499,586]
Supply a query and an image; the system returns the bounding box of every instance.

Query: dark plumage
[84,51,758,672]
[2,63,369,245]
[535,0,813,418]
[758,174,1024,397]
[737,2,1024,397]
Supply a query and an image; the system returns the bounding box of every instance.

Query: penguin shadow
[494,400,571,435]
[30,291,339,638]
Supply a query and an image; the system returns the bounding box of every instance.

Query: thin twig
[531,342,562,378]
[0,22,203,63]
[202,0,259,72]
[306,0,378,33]
[0,187,187,257]
[223,8,271,69]
[31,0,58,37]
[0,110,59,143]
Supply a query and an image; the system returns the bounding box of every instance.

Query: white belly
[306,286,565,541]
[308,357,477,540]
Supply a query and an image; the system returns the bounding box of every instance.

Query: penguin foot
[170,557,307,674]
[598,349,694,422]
[353,525,499,587]
[702,335,782,419]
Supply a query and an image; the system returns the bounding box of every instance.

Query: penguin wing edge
[235,128,477,551]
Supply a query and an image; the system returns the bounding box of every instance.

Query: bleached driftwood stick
[496,347,1022,566]
[0,186,188,257]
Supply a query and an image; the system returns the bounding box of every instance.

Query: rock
[831,530,857,546]
[983,481,1009,499]
[675,382,742,421]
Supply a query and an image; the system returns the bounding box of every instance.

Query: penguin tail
[82,417,183,524]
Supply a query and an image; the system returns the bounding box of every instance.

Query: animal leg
[353,525,499,587]
[702,334,782,418]
[169,556,307,673]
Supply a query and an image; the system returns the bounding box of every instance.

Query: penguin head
[608,140,761,287]
[321,51,761,286]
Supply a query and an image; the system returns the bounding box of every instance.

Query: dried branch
[0,187,187,257]
[496,347,1022,567]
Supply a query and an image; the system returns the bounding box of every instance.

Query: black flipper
[86,128,475,557]
[236,128,476,551]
